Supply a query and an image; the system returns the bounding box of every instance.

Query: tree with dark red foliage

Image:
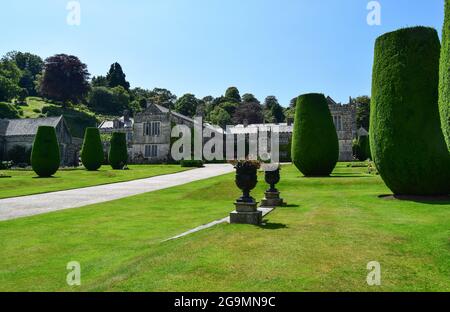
[39,54,90,104]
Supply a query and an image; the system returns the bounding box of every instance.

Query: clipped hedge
[108,132,128,170]
[81,128,104,171]
[180,159,204,168]
[7,145,32,165]
[0,102,21,119]
[354,135,371,161]
[31,126,60,177]
[291,93,338,176]
[371,27,450,196]
[439,0,450,150]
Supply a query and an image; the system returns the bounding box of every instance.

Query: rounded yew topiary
[31,126,60,177]
[81,127,104,171]
[109,132,128,170]
[439,0,450,150]
[291,93,339,176]
[371,26,450,196]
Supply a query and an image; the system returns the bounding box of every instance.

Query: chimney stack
[123,110,130,122]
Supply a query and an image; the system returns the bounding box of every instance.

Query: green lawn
[0,163,449,291]
[0,165,188,199]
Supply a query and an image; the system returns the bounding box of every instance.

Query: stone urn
[235,161,258,203]
[261,164,285,207]
[230,160,262,225]
[265,167,280,193]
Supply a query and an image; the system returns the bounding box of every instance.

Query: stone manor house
[99,96,359,163]
[0,116,79,166]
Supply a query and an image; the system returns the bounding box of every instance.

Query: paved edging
[164,207,275,241]
[0,164,234,221]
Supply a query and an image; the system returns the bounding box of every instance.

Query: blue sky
[0,0,444,106]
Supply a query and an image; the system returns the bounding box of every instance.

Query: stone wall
[328,103,357,161]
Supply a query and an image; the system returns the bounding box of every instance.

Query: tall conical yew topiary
[31,126,60,177]
[108,132,128,170]
[439,0,450,151]
[81,127,104,171]
[291,93,339,176]
[371,27,450,196]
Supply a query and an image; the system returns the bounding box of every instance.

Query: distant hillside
[0,97,102,138]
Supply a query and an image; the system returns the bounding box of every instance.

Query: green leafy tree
[291,93,338,177]
[39,54,90,104]
[371,27,450,195]
[263,96,285,123]
[224,86,241,103]
[174,93,198,117]
[208,106,231,128]
[241,93,259,104]
[0,76,21,102]
[354,95,371,130]
[111,86,130,112]
[148,88,177,109]
[109,132,128,169]
[31,126,60,177]
[0,103,21,119]
[81,128,104,171]
[88,86,130,115]
[106,62,130,90]
[4,51,43,77]
[3,51,44,96]
[91,75,109,87]
[0,59,22,101]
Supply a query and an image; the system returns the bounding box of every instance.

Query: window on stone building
[333,116,343,131]
[144,122,161,137]
[145,144,158,158]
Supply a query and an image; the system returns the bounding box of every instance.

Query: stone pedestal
[230,201,262,225]
[260,191,284,207]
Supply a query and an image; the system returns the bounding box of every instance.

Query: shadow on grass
[379,194,450,205]
[283,204,299,208]
[330,174,372,178]
[259,222,288,230]
[32,176,60,179]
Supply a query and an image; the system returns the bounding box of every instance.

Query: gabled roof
[357,127,369,137]
[153,104,195,124]
[98,116,134,129]
[0,116,63,136]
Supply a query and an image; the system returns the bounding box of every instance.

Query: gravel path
[0,164,234,221]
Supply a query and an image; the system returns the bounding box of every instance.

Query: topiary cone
[109,132,128,170]
[81,127,104,171]
[291,93,339,176]
[439,0,450,151]
[31,126,60,177]
[371,27,450,196]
